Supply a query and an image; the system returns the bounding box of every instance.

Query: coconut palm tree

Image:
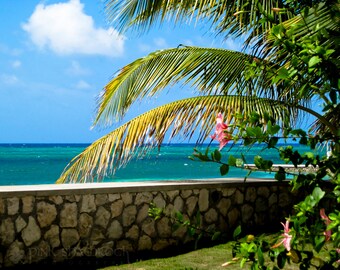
[57,0,339,183]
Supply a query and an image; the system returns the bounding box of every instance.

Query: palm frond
[95,47,254,127]
[256,3,340,105]
[312,104,340,135]
[263,2,339,55]
[58,95,291,183]
[104,0,292,45]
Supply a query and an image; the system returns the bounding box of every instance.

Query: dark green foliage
[219,163,229,175]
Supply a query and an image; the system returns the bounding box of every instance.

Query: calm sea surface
[0,143,322,185]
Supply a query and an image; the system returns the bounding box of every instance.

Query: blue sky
[1,0,241,143]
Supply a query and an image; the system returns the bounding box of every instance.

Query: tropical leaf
[104,0,292,45]
[262,2,340,58]
[59,1,339,183]
[96,46,312,128]
[95,46,254,126]
[312,104,340,135]
[251,3,340,124]
[280,3,338,41]
[57,95,290,183]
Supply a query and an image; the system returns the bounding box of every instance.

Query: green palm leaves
[57,46,291,183]
[104,0,291,44]
[58,0,339,183]
[95,47,253,127]
[58,95,289,183]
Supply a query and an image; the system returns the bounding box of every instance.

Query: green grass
[100,242,236,270]
[99,238,300,270]
[99,232,336,270]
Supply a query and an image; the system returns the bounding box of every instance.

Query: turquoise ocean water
[0,143,322,185]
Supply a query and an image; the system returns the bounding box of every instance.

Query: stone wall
[0,179,298,267]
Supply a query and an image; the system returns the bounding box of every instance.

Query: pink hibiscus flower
[320,208,332,241]
[281,220,292,251]
[272,220,292,251]
[211,113,231,150]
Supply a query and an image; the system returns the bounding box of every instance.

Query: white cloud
[75,80,91,89]
[22,0,125,57]
[11,60,22,69]
[66,60,90,76]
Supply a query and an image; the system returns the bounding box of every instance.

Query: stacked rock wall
[0,180,298,267]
